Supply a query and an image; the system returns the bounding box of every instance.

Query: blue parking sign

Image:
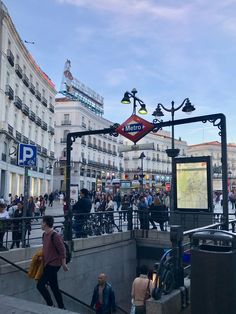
[18,144,37,167]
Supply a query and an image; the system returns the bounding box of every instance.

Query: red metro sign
[116,114,154,144]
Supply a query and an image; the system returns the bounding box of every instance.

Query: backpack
[43,231,72,264]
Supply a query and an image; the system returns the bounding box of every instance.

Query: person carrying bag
[131,265,154,314]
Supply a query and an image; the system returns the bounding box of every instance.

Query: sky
[3,0,236,145]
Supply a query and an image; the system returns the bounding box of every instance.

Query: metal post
[171,102,175,212]
[170,225,184,288]
[221,115,228,230]
[65,134,72,241]
[141,157,144,192]
[22,167,29,247]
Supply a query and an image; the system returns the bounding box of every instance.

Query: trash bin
[191,229,236,314]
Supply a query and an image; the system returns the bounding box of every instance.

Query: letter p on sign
[18,144,37,167]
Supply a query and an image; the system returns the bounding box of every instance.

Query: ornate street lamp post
[121,88,148,115]
[152,99,195,211]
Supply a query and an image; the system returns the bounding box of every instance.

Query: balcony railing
[36,145,41,153]
[29,83,35,95]
[42,147,47,155]
[16,131,21,141]
[35,90,41,101]
[35,116,42,126]
[49,103,54,113]
[22,103,29,116]
[5,85,14,100]
[42,97,47,107]
[15,64,23,79]
[7,48,14,67]
[82,158,87,164]
[22,74,29,87]
[22,136,28,144]
[29,111,36,121]
[61,120,71,125]
[8,124,13,136]
[14,96,22,109]
[41,121,48,131]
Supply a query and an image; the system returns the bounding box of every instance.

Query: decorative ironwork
[202,117,222,136]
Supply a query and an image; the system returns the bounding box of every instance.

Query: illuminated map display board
[174,157,212,212]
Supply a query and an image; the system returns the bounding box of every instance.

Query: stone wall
[0,232,136,312]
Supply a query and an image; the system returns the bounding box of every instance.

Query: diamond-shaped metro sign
[116,114,154,144]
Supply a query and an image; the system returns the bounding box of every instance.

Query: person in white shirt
[131,265,154,314]
[0,202,10,250]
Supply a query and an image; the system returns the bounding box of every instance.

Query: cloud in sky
[4,0,236,144]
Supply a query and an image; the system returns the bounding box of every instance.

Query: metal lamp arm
[172,98,189,113]
[158,103,172,113]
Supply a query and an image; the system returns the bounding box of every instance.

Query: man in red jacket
[37,215,68,309]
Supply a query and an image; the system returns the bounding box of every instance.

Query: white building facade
[187,141,236,191]
[0,2,56,198]
[54,98,124,192]
[122,131,188,190]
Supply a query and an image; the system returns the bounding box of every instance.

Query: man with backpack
[37,215,68,309]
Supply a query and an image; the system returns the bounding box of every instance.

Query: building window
[23,92,26,103]
[64,114,69,122]
[63,129,70,139]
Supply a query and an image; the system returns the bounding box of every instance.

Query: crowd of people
[71,188,170,238]
[0,192,56,251]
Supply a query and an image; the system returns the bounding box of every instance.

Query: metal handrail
[0,254,128,313]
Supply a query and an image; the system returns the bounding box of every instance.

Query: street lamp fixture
[139,152,146,192]
[152,98,195,210]
[121,88,147,115]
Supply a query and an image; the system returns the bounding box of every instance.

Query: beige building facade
[187,141,236,191]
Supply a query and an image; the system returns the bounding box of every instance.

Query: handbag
[130,303,135,314]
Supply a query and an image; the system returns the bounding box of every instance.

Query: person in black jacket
[72,188,92,238]
[149,197,168,231]
[91,273,116,314]
[10,202,23,249]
